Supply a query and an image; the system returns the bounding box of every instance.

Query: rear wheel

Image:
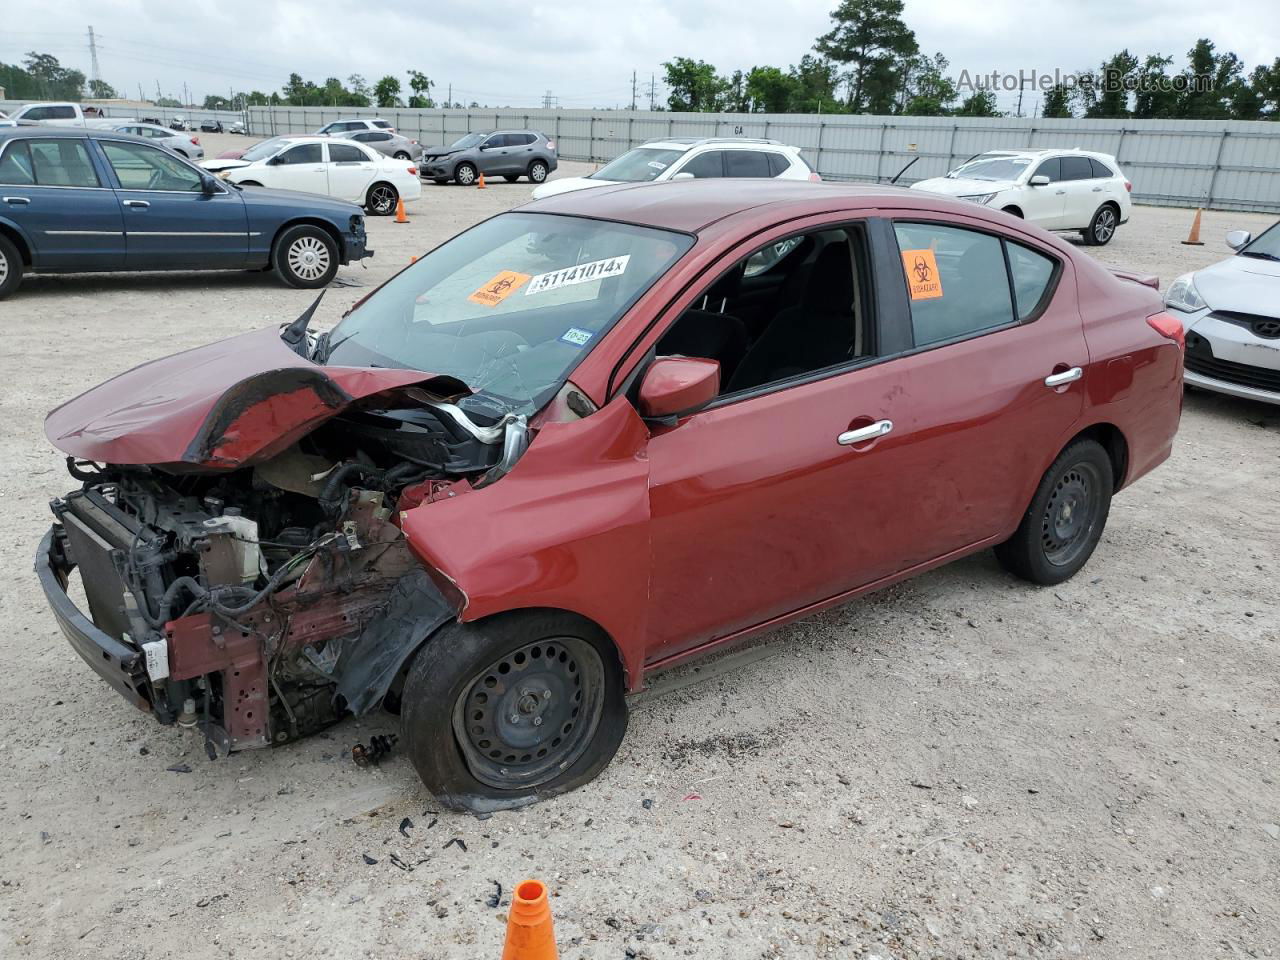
[432,178,449,185]
[272,224,338,289]
[0,234,24,300]
[528,160,549,183]
[455,162,477,186]
[1083,205,1118,245]
[503,174,520,183]
[994,439,1113,585]
[365,182,398,216]
[402,610,628,812]
[393,151,411,160]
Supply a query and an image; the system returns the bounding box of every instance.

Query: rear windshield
[323,212,693,413]
[592,147,687,182]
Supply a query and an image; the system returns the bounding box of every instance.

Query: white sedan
[200,136,421,215]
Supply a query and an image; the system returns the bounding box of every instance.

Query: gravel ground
[1,133,1277,959]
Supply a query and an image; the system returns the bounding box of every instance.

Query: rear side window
[328,143,367,162]
[1032,157,1060,182]
[1060,156,1094,181]
[350,131,373,141]
[1006,242,1058,321]
[369,132,392,142]
[679,150,724,178]
[509,133,536,146]
[1088,157,1114,178]
[27,139,101,187]
[725,150,771,178]
[766,152,790,177]
[893,223,1015,347]
[279,143,323,164]
[0,142,35,185]
[373,120,392,129]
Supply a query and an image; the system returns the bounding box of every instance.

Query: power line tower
[647,74,657,111]
[629,71,637,111]
[87,26,101,86]
[541,90,558,109]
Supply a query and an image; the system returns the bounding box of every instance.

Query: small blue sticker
[560,327,593,347]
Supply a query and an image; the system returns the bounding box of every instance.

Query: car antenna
[281,291,325,357]
[889,156,920,185]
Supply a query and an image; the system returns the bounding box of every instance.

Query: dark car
[200,119,225,133]
[35,179,1182,811]
[0,127,372,298]
[419,129,557,186]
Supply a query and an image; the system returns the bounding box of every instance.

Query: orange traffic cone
[477,172,486,190]
[501,880,557,960]
[1181,208,1204,246]
[394,197,409,224]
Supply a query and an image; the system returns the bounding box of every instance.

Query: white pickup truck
[7,102,129,127]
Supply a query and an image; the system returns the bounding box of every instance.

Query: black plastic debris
[427,817,439,830]
[362,853,379,865]
[166,763,192,773]
[389,852,412,872]
[352,734,398,767]
[641,798,654,810]
[399,817,413,838]
[486,880,502,909]
[443,837,467,852]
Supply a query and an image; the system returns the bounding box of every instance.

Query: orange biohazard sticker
[901,249,943,300]
[468,270,530,307]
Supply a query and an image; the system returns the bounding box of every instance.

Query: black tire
[365,182,398,216]
[239,180,263,187]
[503,174,520,183]
[1001,206,1023,219]
[994,439,1113,585]
[1083,204,1119,246]
[272,224,338,289]
[0,234,23,300]
[393,151,411,160]
[432,178,449,185]
[528,159,549,184]
[454,162,478,186]
[402,610,628,812]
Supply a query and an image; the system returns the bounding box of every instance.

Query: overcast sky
[1,0,1274,113]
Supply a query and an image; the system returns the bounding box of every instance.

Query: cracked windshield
[323,212,692,411]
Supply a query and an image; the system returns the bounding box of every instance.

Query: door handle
[3,196,31,204]
[1044,367,1083,388]
[123,199,150,208]
[1055,189,1066,195]
[1091,186,1103,192]
[837,419,893,446]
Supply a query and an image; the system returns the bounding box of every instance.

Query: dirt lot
[1,133,1276,959]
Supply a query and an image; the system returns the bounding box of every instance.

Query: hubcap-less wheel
[1042,461,1103,567]
[456,164,476,185]
[530,162,548,183]
[287,236,331,282]
[1094,209,1116,243]
[369,184,396,215]
[393,151,410,160]
[0,248,8,286]
[453,637,605,790]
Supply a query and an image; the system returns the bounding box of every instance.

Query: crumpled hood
[911,175,1019,197]
[45,326,453,470]
[1194,255,1280,317]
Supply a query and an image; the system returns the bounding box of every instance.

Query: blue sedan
[0,127,373,299]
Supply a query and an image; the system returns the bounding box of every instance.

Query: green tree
[1084,49,1139,118]
[22,52,85,99]
[203,94,232,110]
[955,91,999,116]
[407,70,434,108]
[662,57,726,111]
[1249,58,1280,117]
[723,70,750,113]
[373,75,402,108]
[815,0,917,113]
[346,74,372,107]
[788,55,842,112]
[1042,83,1072,118]
[899,52,955,115]
[745,66,797,113]
[1132,55,1178,118]
[87,79,117,99]
[1179,38,1239,118]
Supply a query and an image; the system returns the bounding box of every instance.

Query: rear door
[1022,156,1066,228]
[324,141,377,202]
[0,136,125,269]
[95,138,249,269]
[1057,156,1098,229]
[724,149,773,178]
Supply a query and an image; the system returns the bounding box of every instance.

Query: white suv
[911,149,1132,245]
[314,117,396,137]
[531,137,818,199]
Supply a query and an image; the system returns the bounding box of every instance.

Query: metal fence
[0,100,246,128]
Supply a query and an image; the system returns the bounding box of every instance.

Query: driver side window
[278,143,324,164]
[102,140,201,191]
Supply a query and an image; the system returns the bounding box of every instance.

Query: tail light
[408,166,418,176]
[1147,311,1185,349]
[191,136,200,145]
[546,139,556,151]
[808,171,822,182]
[1124,180,1132,192]
[411,139,419,145]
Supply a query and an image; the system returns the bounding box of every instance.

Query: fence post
[668,115,674,140]
[945,122,958,173]
[874,122,887,182]
[1206,129,1229,209]
[815,120,825,177]
[589,116,595,161]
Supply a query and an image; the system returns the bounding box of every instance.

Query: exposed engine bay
[43,393,531,756]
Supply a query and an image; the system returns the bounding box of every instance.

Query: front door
[0,136,125,270]
[95,138,249,269]
[1021,156,1067,228]
[478,135,514,176]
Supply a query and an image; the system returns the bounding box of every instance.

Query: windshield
[240,137,286,162]
[591,147,686,182]
[323,212,693,412]
[450,133,485,150]
[1240,222,1280,261]
[949,155,1032,181]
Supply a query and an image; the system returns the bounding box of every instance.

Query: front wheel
[994,438,1113,585]
[393,151,411,160]
[272,224,338,289]
[402,610,628,812]
[365,182,398,216]
[454,162,477,186]
[503,174,520,183]
[0,234,24,300]
[528,160,549,183]
[1083,205,1118,245]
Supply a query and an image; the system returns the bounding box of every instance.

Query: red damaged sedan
[36,179,1183,811]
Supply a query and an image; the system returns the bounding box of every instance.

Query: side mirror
[267,155,284,165]
[638,357,720,421]
[671,172,695,181]
[1029,175,1050,186]
[200,175,219,195]
[1225,230,1251,251]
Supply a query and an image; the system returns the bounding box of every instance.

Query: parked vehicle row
[0,127,372,299]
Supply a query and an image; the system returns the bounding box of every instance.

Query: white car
[315,117,396,137]
[200,136,421,216]
[911,149,1132,245]
[1165,223,1280,405]
[531,137,818,200]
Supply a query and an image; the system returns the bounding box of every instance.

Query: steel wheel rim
[287,236,330,281]
[531,163,547,182]
[452,636,605,790]
[370,185,395,214]
[0,247,8,285]
[1041,461,1103,566]
[1095,210,1115,242]
[457,165,475,184]
[393,151,409,160]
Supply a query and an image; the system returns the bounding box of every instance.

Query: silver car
[109,122,205,160]
[344,128,423,162]
[418,130,558,185]
[1166,223,1280,405]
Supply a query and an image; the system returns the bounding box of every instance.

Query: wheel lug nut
[542,690,551,700]
[509,714,519,724]
[533,717,542,727]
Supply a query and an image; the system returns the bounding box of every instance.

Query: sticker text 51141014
[526,255,630,296]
